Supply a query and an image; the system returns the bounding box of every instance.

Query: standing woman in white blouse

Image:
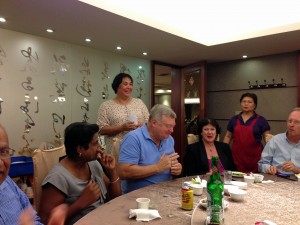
[97,73,149,154]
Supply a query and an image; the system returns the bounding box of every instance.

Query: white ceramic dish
[229,189,246,202]
[243,175,255,184]
[199,198,229,209]
[224,184,239,195]
[190,183,203,195]
[252,174,264,183]
[230,181,248,190]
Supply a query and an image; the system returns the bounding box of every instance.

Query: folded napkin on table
[129,209,161,222]
[261,180,275,184]
[263,219,277,225]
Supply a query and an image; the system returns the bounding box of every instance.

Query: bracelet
[110,177,120,184]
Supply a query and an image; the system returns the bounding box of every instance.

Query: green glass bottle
[207,156,224,224]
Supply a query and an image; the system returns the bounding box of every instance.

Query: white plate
[199,198,229,209]
[230,181,248,190]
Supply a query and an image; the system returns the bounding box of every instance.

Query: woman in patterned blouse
[96,73,149,154]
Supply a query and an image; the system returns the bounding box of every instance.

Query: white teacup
[243,175,255,185]
[136,197,150,209]
[127,113,138,125]
[252,174,264,183]
[190,183,203,195]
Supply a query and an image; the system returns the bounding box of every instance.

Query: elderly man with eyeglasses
[258,108,300,175]
[0,123,68,225]
[0,124,43,224]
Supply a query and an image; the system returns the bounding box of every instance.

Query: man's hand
[156,152,180,173]
[171,161,182,175]
[282,161,299,173]
[266,165,278,175]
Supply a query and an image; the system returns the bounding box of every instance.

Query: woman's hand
[78,180,101,207]
[122,121,137,131]
[19,204,68,225]
[98,149,116,170]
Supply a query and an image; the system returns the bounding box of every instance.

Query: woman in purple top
[183,118,237,176]
[223,93,271,173]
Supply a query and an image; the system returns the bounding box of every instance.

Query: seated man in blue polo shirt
[118,104,182,193]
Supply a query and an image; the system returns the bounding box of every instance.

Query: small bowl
[243,175,255,184]
[229,189,247,202]
[230,181,248,190]
[224,184,239,195]
[190,183,203,195]
[252,174,264,183]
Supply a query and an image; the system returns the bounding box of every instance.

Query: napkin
[129,209,161,222]
[261,180,275,184]
[263,219,277,225]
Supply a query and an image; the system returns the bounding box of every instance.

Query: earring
[78,152,82,157]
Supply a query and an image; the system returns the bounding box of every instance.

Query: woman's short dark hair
[197,118,221,136]
[64,122,99,159]
[111,73,133,94]
[240,92,257,109]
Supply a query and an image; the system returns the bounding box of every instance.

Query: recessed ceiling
[80,0,300,46]
[0,0,300,66]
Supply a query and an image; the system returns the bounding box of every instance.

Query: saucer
[199,198,229,209]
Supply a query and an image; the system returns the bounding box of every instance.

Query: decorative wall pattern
[0,28,150,155]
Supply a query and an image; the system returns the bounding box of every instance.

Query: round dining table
[75,174,300,225]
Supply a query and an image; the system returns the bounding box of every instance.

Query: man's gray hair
[289,107,300,115]
[149,104,176,122]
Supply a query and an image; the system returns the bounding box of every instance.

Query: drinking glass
[223,170,232,184]
[206,205,224,225]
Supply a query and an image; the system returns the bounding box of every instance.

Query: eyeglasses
[0,147,15,159]
[287,119,300,126]
[159,122,175,129]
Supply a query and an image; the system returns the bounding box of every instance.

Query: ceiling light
[116,46,122,50]
[143,52,147,56]
[46,29,54,33]
[0,17,6,23]
[243,55,248,58]
[85,38,92,42]
[80,0,300,46]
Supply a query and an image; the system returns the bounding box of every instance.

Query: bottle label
[211,165,218,174]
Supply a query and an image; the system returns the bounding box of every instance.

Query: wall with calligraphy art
[0,28,151,155]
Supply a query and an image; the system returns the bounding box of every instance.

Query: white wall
[0,28,151,154]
